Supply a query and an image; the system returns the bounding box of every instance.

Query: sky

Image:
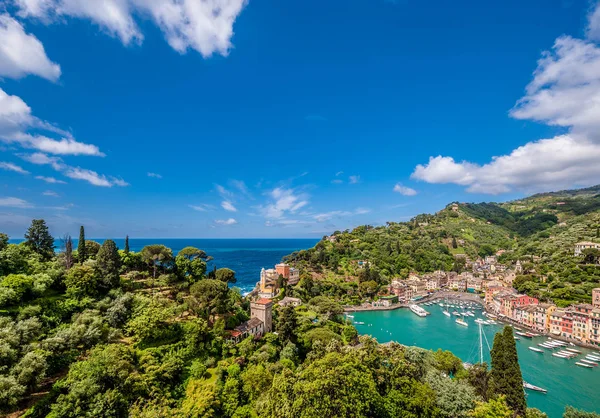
[1,0,600,238]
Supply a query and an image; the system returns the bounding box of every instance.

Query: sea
[351,306,600,418]
[8,238,319,294]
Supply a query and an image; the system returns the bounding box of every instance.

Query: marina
[351,302,600,418]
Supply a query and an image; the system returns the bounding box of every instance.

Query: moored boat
[529,347,544,353]
[456,318,468,327]
[576,362,594,368]
[409,304,429,317]
[523,381,547,393]
[580,359,598,366]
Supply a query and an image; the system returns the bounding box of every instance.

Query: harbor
[350,302,600,418]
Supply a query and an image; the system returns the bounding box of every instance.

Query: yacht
[523,382,547,393]
[443,310,451,317]
[409,304,429,317]
[456,318,468,327]
[528,347,544,353]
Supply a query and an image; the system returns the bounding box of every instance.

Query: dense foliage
[1,208,599,417]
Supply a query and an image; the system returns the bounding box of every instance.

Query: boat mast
[479,322,483,364]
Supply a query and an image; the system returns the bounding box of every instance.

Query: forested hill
[285,185,600,306]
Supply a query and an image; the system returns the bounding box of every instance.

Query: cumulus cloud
[35,175,66,184]
[0,196,32,208]
[393,183,417,196]
[0,13,61,81]
[314,208,371,223]
[412,13,600,195]
[0,161,29,174]
[14,0,248,57]
[42,190,58,197]
[0,88,104,156]
[221,200,237,212]
[147,172,162,178]
[214,218,237,226]
[260,188,309,219]
[349,175,360,184]
[587,2,600,41]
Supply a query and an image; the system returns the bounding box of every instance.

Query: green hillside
[285,186,600,306]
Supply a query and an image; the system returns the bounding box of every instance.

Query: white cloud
[42,190,58,197]
[0,13,61,81]
[189,203,214,212]
[393,183,417,196]
[587,1,600,41]
[147,172,162,178]
[331,179,343,184]
[349,175,360,184]
[215,184,233,199]
[230,179,252,198]
[15,0,248,58]
[0,88,104,156]
[35,175,66,184]
[214,218,237,226]
[20,152,65,170]
[0,196,32,208]
[412,15,600,195]
[0,161,29,174]
[63,167,126,187]
[221,200,237,212]
[260,187,309,219]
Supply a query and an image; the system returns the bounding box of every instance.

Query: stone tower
[251,298,273,333]
[593,288,600,309]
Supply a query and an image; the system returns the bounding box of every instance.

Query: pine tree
[124,235,130,254]
[24,219,54,260]
[78,226,86,263]
[489,326,526,416]
[95,239,121,289]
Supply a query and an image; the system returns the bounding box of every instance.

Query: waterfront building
[373,295,398,307]
[550,309,573,338]
[501,294,538,318]
[425,277,440,291]
[389,280,413,302]
[407,276,427,297]
[590,309,600,346]
[466,277,483,293]
[229,298,273,343]
[574,241,600,256]
[536,303,557,333]
[572,304,594,343]
[593,288,600,309]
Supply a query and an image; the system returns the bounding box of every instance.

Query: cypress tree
[78,226,86,263]
[95,239,121,289]
[124,235,130,254]
[65,234,73,270]
[489,326,526,416]
[452,237,458,249]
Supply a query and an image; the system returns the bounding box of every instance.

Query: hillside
[285,185,600,306]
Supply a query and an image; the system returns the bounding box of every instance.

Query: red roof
[255,298,273,305]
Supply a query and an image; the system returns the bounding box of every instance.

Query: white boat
[523,381,547,393]
[552,353,569,358]
[529,347,544,353]
[346,314,354,318]
[409,304,429,317]
[452,311,461,317]
[576,362,594,368]
[514,336,521,340]
[565,348,581,354]
[474,318,486,324]
[586,355,600,361]
[456,318,468,327]
[580,359,598,366]
[443,310,451,317]
[354,321,365,325]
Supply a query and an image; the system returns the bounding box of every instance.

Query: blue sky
[1,0,600,238]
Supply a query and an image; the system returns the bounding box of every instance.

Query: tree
[95,239,121,289]
[141,244,174,286]
[452,237,458,249]
[78,225,86,263]
[85,241,101,259]
[61,234,74,270]
[215,267,236,284]
[64,264,99,296]
[124,235,130,254]
[24,219,54,260]
[489,326,526,416]
[469,396,512,418]
[563,406,600,418]
[276,305,298,343]
[0,233,8,251]
[175,247,209,283]
[467,363,490,401]
[581,248,600,265]
[189,279,229,321]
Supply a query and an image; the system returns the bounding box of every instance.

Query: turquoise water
[352,305,600,418]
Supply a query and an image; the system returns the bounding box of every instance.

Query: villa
[574,241,600,256]
[228,299,273,343]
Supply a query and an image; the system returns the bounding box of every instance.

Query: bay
[352,305,600,418]
[8,238,319,294]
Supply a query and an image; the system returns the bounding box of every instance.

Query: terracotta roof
[254,298,273,305]
[234,317,264,333]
